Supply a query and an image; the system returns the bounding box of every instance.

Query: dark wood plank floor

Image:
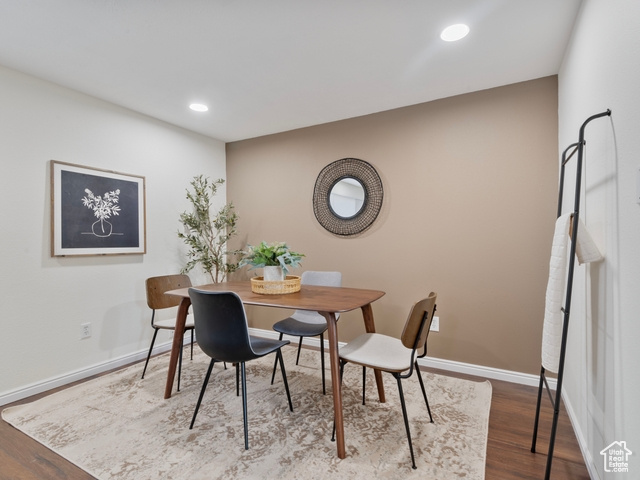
[0,354,589,480]
[444,369,591,480]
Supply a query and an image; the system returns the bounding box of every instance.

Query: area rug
[2,346,491,479]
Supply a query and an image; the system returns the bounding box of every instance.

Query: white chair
[270,270,342,394]
[334,292,437,469]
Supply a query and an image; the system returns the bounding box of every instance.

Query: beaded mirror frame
[312,158,383,236]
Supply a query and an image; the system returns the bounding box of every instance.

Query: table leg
[164,297,191,399]
[361,303,386,403]
[322,312,346,459]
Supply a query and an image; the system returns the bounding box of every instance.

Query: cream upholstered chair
[270,270,342,394]
[142,274,195,391]
[334,292,437,469]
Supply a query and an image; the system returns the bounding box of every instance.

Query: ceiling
[0,1,582,142]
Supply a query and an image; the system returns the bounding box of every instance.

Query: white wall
[558,0,640,477]
[0,65,226,401]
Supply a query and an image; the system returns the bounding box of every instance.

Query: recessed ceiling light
[440,24,470,42]
[189,103,209,112]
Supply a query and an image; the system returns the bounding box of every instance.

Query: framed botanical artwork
[50,161,146,256]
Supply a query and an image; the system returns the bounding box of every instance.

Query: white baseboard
[0,337,189,407]
[418,356,556,389]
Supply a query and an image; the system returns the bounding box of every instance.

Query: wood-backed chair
[142,274,195,391]
[334,292,437,469]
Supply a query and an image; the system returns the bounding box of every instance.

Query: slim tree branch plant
[178,175,239,283]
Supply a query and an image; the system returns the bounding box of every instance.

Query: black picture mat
[60,170,140,249]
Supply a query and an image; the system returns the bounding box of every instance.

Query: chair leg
[295,336,303,365]
[271,333,284,385]
[236,363,240,397]
[190,328,194,360]
[177,342,183,392]
[320,332,326,395]
[141,328,159,379]
[189,358,216,429]
[276,349,294,411]
[415,361,434,423]
[240,362,249,450]
[395,374,417,469]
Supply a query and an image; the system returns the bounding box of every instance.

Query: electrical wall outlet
[80,322,92,339]
[430,316,440,332]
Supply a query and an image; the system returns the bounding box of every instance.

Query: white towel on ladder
[541,213,603,373]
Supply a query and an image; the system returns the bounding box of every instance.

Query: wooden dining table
[165,281,385,459]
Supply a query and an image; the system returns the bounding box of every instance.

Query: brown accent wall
[226,76,558,375]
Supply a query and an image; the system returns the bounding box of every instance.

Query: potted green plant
[239,241,304,281]
[178,175,240,283]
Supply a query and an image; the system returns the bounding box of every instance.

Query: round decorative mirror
[313,158,383,236]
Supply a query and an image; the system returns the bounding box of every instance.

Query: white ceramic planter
[263,265,285,282]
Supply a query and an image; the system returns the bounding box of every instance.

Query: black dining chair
[188,288,294,450]
[270,270,342,394]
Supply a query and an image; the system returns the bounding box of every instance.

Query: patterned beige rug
[2,345,491,479]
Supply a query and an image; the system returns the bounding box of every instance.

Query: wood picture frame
[50,160,146,256]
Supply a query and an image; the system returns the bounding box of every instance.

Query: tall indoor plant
[178,175,239,283]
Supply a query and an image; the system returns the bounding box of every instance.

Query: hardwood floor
[475,374,590,479]
[0,354,590,480]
